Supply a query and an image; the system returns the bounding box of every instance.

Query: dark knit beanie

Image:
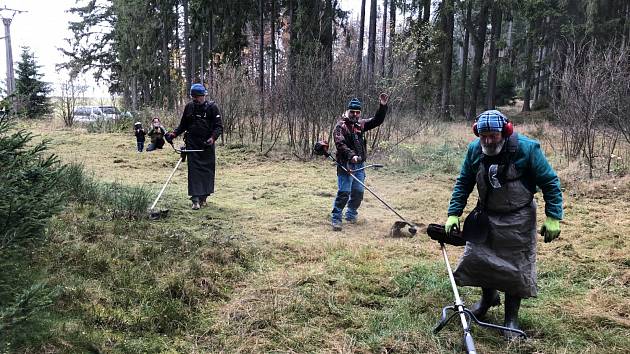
[347,98,362,110]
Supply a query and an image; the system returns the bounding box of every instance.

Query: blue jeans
[137,141,144,152]
[331,162,365,223]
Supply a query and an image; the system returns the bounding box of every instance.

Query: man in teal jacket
[444,110,563,339]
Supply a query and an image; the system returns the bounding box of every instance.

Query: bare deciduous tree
[553,42,626,178]
[57,79,86,127]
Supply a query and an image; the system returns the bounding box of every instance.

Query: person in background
[330,93,389,231]
[133,121,146,152]
[147,117,166,151]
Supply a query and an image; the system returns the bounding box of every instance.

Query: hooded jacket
[448,134,563,220]
[333,104,387,165]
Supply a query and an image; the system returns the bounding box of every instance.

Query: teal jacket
[447,134,563,220]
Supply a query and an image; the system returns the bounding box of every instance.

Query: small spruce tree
[14,47,52,118]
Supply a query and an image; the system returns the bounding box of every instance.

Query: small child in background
[147,117,166,151]
[134,121,146,152]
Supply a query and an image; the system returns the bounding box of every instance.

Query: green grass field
[7,118,629,353]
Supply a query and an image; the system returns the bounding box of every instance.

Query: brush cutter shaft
[150,157,183,210]
[327,155,412,225]
[441,244,477,354]
[350,164,384,172]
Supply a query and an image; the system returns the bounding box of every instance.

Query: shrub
[86,117,134,134]
[0,117,65,249]
[496,67,517,106]
[0,116,65,343]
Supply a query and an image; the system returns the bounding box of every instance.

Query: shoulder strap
[506,133,519,154]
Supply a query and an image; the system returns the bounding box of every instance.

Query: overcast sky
[0,0,364,97]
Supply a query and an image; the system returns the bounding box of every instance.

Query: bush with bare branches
[552,42,628,178]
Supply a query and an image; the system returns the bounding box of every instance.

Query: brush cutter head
[313,141,330,156]
[390,220,418,237]
[148,208,170,220]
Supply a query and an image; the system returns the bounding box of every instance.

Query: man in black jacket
[166,84,223,210]
[330,93,389,231]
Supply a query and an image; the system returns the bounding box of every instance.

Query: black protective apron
[453,134,538,298]
[184,103,217,198]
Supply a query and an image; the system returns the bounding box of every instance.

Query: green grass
[4,120,629,353]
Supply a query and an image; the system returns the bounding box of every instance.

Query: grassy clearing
[8,118,630,353]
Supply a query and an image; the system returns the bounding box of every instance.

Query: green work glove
[445,216,460,235]
[540,217,561,243]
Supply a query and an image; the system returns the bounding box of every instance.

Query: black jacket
[333,104,387,164]
[174,100,224,149]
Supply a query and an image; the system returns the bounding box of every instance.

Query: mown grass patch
[379,140,468,175]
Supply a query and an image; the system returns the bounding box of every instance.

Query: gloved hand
[205,136,215,146]
[379,92,389,105]
[540,217,561,243]
[445,215,460,235]
[351,155,362,164]
[165,132,176,144]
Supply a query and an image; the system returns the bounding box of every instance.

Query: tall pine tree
[14,47,52,118]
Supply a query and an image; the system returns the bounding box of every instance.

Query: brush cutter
[426,224,527,353]
[148,142,204,220]
[313,140,417,236]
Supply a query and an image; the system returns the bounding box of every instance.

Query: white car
[73,106,122,122]
[98,106,121,120]
[73,106,103,122]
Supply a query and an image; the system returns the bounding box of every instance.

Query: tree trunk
[486,3,502,109]
[506,17,515,68]
[534,45,544,104]
[259,0,265,152]
[288,0,295,81]
[132,76,138,111]
[161,2,172,109]
[522,22,535,112]
[182,0,192,90]
[321,0,334,68]
[468,0,490,120]
[270,0,276,87]
[387,0,396,78]
[440,0,454,118]
[191,38,197,83]
[458,0,472,117]
[355,0,367,86]
[200,38,205,85]
[623,2,629,51]
[551,40,567,102]
[380,0,388,78]
[423,0,430,23]
[208,10,214,90]
[367,0,377,83]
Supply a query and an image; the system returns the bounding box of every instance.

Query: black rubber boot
[469,288,500,319]
[503,293,522,340]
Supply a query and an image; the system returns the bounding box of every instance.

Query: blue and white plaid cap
[476,110,508,133]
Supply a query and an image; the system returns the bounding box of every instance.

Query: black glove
[165,132,176,144]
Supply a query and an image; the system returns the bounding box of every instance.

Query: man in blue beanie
[330,93,389,231]
[444,109,563,339]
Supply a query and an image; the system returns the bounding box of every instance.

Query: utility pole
[0,6,26,98]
